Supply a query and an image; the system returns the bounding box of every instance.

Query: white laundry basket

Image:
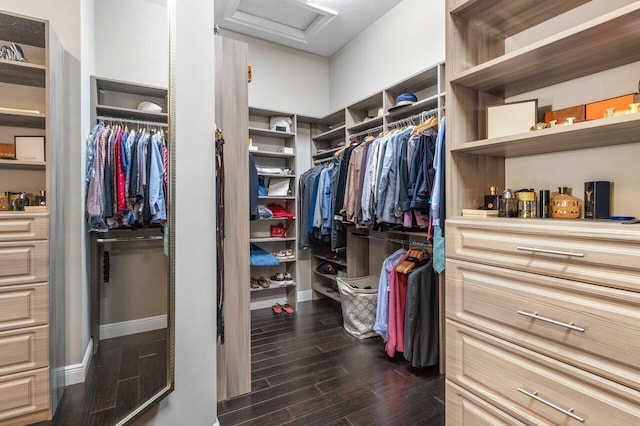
[336,275,379,339]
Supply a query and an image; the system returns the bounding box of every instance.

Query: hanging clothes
[85,123,168,231]
[374,248,407,341]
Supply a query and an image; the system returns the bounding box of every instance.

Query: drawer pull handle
[516,246,585,258]
[517,310,585,332]
[518,388,585,423]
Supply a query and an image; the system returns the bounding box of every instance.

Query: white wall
[220,29,330,117]
[94,0,168,87]
[137,0,218,423]
[328,0,445,111]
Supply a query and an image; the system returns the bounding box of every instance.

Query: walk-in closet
[1,0,639,425]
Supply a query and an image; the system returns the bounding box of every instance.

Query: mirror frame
[115,0,176,423]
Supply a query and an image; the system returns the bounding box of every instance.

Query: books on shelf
[461,209,499,217]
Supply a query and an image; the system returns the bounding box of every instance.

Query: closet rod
[386,107,439,129]
[314,156,336,165]
[96,115,169,128]
[350,124,384,139]
[96,235,163,243]
[388,238,432,248]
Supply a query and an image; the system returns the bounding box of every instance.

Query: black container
[539,189,550,218]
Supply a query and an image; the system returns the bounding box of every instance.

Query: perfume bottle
[498,189,518,217]
[484,186,501,210]
[550,187,581,219]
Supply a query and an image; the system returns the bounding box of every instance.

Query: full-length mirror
[55,0,173,424]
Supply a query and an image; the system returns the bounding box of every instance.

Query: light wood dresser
[445,218,640,425]
[0,213,50,424]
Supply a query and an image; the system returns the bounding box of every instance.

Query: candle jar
[550,187,581,219]
[516,190,537,218]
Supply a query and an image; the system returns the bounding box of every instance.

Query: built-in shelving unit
[445,1,640,423]
[91,76,168,125]
[298,62,445,303]
[249,107,298,309]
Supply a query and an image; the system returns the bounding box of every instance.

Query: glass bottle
[550,187,581,219]
[499,189,518,217]
[484,186,501,210]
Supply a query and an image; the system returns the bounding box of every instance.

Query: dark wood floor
[217,299,445,426]
[38,328,167,426]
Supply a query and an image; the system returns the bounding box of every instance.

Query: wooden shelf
[257,172,295,178]
[258,196,295,200]
[0,110,45,128]
[312,146,343,160]
[249,127,295,138]
[96,78,167,98]
[250,237,296,243]
[385,94,441,120]
[348,116,383,134]
[451,3,640,98]
[313,270,339,282]
[250,282,296,292]
[451,113,640,158]
[96,105,168,122]
[0,13,46,47]
[387,229,430,238]
[450,0,589,37]
[250,150,295,158]
[0,158,46,169]
[313,254,347,268]
[0,59,45,87]
[252,216,296,221]
[313,125,345,141]
[312,283,341,302]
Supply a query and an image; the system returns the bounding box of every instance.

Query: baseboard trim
[100,314,167,340]
[297,290,312,302]
[64,337,93,385]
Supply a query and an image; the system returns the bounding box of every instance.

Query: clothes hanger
[395,247,424,274]
[411,115,438,135]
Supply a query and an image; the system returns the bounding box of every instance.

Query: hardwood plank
[138,340,166,402]
[114,377,140,422]
[85,347,122,414]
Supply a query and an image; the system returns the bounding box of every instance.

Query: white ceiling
[215,0,404,57]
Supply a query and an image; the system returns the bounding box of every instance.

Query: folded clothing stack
[267,203,294,218]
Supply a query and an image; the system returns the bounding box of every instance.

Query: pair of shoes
[270,223,286,237]
[316,262,336,275]
[270,272,294,285]
[257,276,270,288]
[273,248,294,260]
[250,277,259,289]
[325,252,345,262]
[272,303,294,314]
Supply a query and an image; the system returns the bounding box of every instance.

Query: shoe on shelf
[273,249,288,259]
[250,277,260,289]
[282,304,294,314]
[258,276,270,288]
[283,272,293,284]
[316,262,336,275]
[272,303,282,314]
[284,248,295,259]
[270,272,285,284]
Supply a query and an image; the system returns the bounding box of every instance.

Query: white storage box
[337,275,379,339]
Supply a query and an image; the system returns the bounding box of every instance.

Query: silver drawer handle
[517,310,585,332]
[517,246,585,258]
[518,388,585,423]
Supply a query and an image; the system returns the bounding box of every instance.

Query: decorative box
[586,93,640,120]
[14,136,45,162]
[543,105,586,125]
[487,100,537,139]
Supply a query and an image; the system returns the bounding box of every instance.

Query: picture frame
[487,100,538,139]
[14,135,45,162]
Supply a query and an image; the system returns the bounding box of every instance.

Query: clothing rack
[96,115,169,129]
[386,107,439,129]
[96,235,163,244]
[350,124,384,139]
[314,156,337,165]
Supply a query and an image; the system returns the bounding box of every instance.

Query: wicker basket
[550,187,581,219]
[336,275,379,339]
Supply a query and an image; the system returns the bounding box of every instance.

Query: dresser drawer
[0,283,48,332]
[0,215,48,242]
[0,326,48,376]
[0,240,48,287]
[0,367,49,423]
[447,321,640,425]
[447,259,640,391]
[446,380,526,426]
[446,218,640,291]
